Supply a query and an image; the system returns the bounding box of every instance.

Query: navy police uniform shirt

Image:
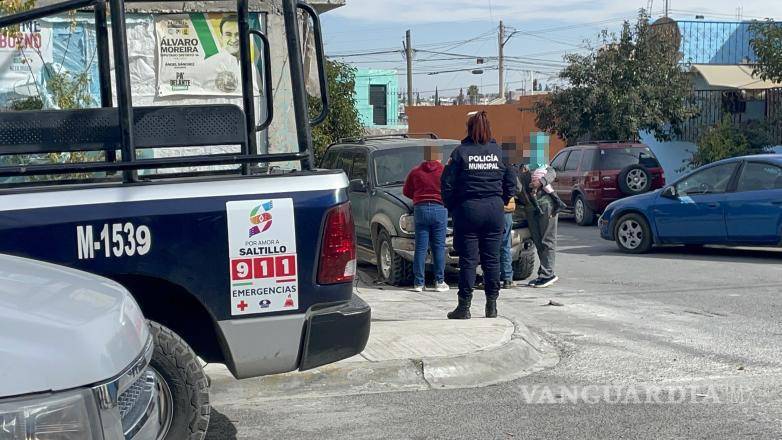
[441,137,517,209]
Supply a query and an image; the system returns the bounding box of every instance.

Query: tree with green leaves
[536,11,697,144]
[750,20,782,83]
[5,64,98,181]
[0,0,35,23]
[308,60,363,162]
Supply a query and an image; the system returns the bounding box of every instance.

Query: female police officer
[441,111,516,319]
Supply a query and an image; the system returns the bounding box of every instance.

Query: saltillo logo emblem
[249,201,273,238]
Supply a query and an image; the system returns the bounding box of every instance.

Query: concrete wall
[354,69,398,127]
[639,131,696,181]
[406,96,566,165]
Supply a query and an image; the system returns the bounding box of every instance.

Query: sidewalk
[207,276,559,404]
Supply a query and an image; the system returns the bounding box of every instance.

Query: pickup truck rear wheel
[376,229,413,286]
[512,251,535,281]
[148,321,210,440]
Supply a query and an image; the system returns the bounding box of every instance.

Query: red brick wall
[406,97,566,161]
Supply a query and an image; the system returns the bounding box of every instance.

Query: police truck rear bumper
[299,294,371,371]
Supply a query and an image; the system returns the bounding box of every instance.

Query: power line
[427,66,499,75]
[505,27,587,49]
[328,49,402,58]
[416,28,497,62]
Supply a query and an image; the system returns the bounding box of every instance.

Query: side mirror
[661,186,677,199]
[349,179,367,193]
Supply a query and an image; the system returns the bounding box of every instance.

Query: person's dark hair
[220,15,238,34]
[467,111,492,145]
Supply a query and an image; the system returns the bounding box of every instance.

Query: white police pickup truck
[0,254,161,439]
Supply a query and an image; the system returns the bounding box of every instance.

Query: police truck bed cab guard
[0,0,328,183]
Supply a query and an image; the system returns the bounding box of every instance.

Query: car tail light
[318,202,357,285]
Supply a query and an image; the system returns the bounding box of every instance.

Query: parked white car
[0,254,163,439]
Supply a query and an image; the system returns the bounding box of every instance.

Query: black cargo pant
[453,197,504,301]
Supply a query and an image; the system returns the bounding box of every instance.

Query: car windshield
[374,144,457,186]
[599,147,660,170]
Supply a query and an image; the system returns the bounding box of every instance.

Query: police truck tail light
[318,202,356,284]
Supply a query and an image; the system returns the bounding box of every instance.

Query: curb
[207,317,559,404]
[424,316,559,389]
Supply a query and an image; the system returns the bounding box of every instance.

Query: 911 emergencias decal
[226,199,299,316]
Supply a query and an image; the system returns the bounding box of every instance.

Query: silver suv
[0,254,161,439]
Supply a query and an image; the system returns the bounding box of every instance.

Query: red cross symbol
[237,301,249,312]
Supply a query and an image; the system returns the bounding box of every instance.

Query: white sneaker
[434,282,450,292]
[412,285,424,293]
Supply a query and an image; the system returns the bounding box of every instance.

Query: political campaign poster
[155,13,263,97]
[0,20,53,106]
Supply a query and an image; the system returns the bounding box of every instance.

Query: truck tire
[512,251,535,281]
[618,165,652,195]
[574,194,595,226]
[148,321,210,440]
[376,229,413,286]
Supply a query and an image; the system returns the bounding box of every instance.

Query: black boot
[485,299,497,318]
[447,298,472,320]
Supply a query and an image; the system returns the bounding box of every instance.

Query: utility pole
[404,30,413,107]
[498,20,505,99]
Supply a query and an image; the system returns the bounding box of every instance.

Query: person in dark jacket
[517,164,560,288]
[403,145,449,293]
[500,147,523,289]
[441,111,516,319]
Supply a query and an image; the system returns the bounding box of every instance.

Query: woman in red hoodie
[403,145,449,293]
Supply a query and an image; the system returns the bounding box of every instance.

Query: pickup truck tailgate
[0,170,369,377]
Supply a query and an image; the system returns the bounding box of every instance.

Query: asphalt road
[206,219,782,439]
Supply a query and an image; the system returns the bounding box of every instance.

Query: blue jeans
[413,203,448,286]
[500,213,513,281]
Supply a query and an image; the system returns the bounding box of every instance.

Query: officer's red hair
[467,111,492,145]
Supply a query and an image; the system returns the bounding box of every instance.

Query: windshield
[374,145,457,186]
[599,147,660,170]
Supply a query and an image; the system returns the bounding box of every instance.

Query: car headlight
[0,389,102,439]
[399,214,415,234]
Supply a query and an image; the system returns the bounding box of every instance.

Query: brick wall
[406,96,566,165]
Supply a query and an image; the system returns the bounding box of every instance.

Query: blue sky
[320,0,782,98]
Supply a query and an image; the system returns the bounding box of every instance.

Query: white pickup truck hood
[0,255,149,398]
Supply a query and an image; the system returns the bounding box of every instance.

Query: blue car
[599,154,782,253]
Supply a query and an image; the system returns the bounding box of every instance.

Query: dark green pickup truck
[320,135,536,286]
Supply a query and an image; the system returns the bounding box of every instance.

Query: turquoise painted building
[354,69,399,127]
